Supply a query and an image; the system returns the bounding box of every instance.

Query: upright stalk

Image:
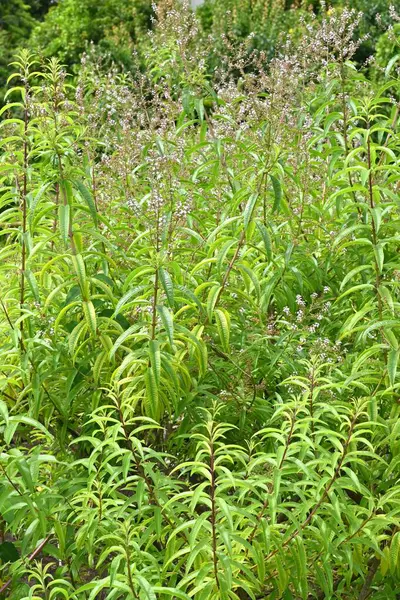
[366,127,382,320]
[248,411,295,544]
[19,72,29,337]
[151,269,159,340]
[209,432,220,590]
[264,412,358,565]
[309,365,315,440]
[339,60,361,216]
[124,535,140,600]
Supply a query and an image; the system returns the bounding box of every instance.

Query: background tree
[28,0,153,71]
[0,0,37,101]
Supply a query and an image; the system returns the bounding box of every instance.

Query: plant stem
[209,435,220,590]
[339,60,361,216]
[366,127,382,321]
[248,411,295,544]
[151,268,159,340]
[19,75,29,338]
[264,412,357,564]
[357,557,379,600]
[0,534,52,595]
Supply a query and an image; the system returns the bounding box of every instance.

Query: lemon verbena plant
[0,2,399,599]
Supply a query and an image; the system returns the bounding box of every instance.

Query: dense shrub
[0,1,38,103]
[374,23,400,80]
[197,0,394,68]
[0,2,399,599]
[28,0,152,70]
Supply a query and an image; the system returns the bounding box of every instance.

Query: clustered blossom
[33,304,56,342]
[389,5,400,22]
[127,198,141,217]
[297,5,368,68]
[296,295,306,307]
[175,197,192,220]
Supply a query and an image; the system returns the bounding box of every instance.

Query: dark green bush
[28,0,152,71]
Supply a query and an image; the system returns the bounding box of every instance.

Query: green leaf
[0,541,19,563]
[207,284,222,321]
[374,243,384,274]
[58,203,70,245]
[149,339,161,386]
[256,222,272,260]
[0,102,23,117]
[8,416,54,442]
[16,459,34,493]
[388,349,399,386]
[28,182,52,230]
[378,285,394,315]
[69,320,88,359]
[83,300,97,337]
[385,54,400,78]
[243,192,258,231]
[109,325,140,358]
[270,174,282,212]
[340,265,372,290]
[114,285,146,315]
[145,367,159,420]
[390,532,400,573]
[74,181,98,225]
[152,588,190,599]
[0,401,9,425]
[159,267,174,306]
[157,305,174,346]
[215,309,230,353]
[25,269,40,302]
[71,254,87,297]
[136,574,156,600]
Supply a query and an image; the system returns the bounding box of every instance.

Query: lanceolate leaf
[157,305,174,346]
[149,339,161,386]
[270,174,282,212]
[243,192,259,231]
[58,203,70,245]
[74,180,98,225]
[207,284,222,322]
[82,300,97,337]
[388,349,399,387]
[159,267,174,306]
[145,367,159,420]
[215,308,230,353]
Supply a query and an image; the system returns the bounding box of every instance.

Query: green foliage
[0,1,37,103]
[0,3,400,599]
[28,0,152,70]
[198,0,311,61]
[197,0,393,68]
[25,0,53,19]
[374,24,400,80]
